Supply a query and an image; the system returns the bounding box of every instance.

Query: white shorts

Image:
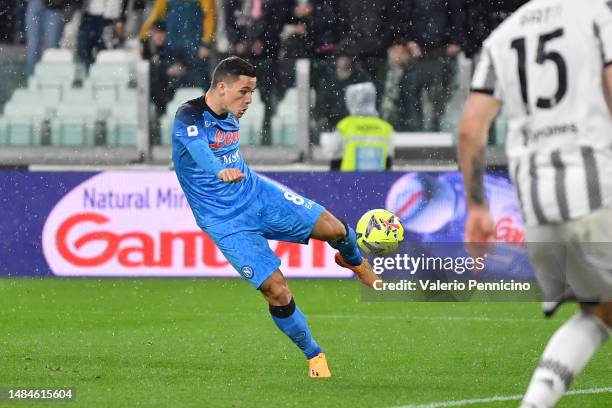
[525,205,612,306]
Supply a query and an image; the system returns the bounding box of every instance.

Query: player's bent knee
[265,285,292,306]
[329,219,347,241]
[312,211,347,242]
[259,270,292,306]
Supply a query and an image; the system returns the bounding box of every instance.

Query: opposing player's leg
[259,269,331,378]
[311,210,381,288]
[520,302,610,408]
[521,214,612,407]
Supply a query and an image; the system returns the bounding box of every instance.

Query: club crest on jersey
[187,125,199,137]
[240,265,254,279]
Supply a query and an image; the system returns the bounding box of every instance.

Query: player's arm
[458,92,501,243]
[597,0,612,113]
[458,93,500,209]
[458,92,500,242]
[174,114,244,183]
[186,139,245,183]
[459,40,504,244]
[605,64,612,113]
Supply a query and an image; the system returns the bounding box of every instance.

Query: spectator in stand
[139,0,216,91]
[14,0,27,44]
[118,0,148,40]
[0,0,16,43]
[279,0,314,61]
[24,0,67,75]
[141,20,171,144]
[225,0,262,59]
[313,51,370,132]
[226,0,287,145]
[268,0,336,144]
[334,0,404,100]
[77,0,125,68]
[463,0,528,63]
[397,0,466,131]
[379,43,413,131]
[279,0,336,60]
[285,0,338,144]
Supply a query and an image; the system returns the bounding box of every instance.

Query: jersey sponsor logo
[210,129,240,149]
[240,266,254,279]
[187,125,199,137]
[520,122,578,146]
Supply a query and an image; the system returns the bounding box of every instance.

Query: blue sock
[329,222,362,266]
[269,298,321,360]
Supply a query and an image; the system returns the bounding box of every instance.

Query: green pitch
[0,279,609,407]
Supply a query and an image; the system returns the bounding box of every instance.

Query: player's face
[223,75,257,118]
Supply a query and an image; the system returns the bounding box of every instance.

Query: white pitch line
[390,387,612,408]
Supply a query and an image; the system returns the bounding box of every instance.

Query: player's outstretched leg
[311,210,381,288]
[520,303,611,408]
[259,270,331,378]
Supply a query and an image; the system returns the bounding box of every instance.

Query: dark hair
[212,56,256,87]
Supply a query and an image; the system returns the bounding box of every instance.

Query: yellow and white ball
[355,209,404,256]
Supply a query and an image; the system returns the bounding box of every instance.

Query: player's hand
[464,206,495,263]
[217,168,245,183]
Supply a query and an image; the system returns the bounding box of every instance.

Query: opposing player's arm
[458,92,501,209]
[597,0,612,112]
[605,64,612,114]
[458,92,500,245]
[459,43,503,210]
[459,41,502,244]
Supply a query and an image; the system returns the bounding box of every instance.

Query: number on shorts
[284,191,304,206]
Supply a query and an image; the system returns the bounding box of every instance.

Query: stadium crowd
[0,0,527,144]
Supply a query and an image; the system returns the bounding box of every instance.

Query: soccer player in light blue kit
[172,57,380,378]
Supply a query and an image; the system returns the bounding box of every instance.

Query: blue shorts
[204,180,325,289]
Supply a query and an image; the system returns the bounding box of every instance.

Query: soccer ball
[355,209,404,256]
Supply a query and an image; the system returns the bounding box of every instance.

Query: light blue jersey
[172,96,325,288]
[172,96,261,227]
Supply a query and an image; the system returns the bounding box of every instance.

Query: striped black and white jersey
[472,0,612,226]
